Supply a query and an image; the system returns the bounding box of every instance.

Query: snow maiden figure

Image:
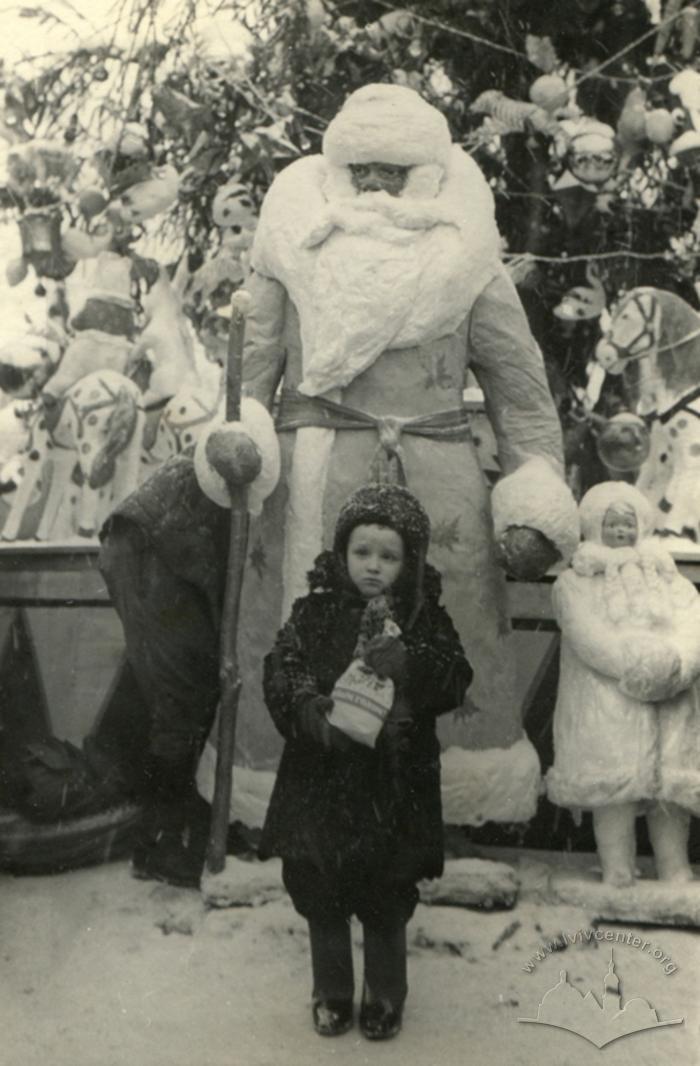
[546,482,700,887]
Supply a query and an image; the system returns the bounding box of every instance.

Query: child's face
[601,503,638,548]
[346,523,405,598]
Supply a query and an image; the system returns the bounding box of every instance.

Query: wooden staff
[206,289,260,874]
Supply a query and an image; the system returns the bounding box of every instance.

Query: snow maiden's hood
[573,482,696,625]
[250,84,501,397]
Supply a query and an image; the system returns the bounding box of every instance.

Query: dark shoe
[312,999,354,1037]
[359,999,403,1041]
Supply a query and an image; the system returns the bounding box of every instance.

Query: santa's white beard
[299,198,474,396]
[250,151,501,397]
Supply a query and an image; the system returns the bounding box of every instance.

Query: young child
[546,481,700,887]
[259,483,472,1040]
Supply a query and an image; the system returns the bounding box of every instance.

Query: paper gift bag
[327,618,401,747]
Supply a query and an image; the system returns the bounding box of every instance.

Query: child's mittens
[619,639,684,702]
[295,695,354,752]
[362,635,408,682]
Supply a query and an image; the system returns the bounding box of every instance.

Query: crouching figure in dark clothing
[259,483,472,1041]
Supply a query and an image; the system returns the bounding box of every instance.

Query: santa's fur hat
[323,83,452,169]
[323,83,452,202]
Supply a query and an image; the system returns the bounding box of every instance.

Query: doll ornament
[546,483,700,888]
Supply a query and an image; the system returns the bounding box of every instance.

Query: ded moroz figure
[99,83,579,887]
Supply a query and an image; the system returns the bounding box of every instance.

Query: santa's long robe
[232,264,563,768]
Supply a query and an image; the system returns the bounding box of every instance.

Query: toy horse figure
[1,370,144,541]
[596,286,700,542]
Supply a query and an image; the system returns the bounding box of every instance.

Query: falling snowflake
[431,515,461,551]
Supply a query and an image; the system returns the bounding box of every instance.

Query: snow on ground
[1,851,698,1066]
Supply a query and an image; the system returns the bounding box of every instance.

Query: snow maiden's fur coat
[546,483,700,814]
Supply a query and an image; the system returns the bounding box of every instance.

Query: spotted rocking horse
[596,286,700,543]
[1,369,144,541]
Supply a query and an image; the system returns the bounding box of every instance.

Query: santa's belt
[276,389,471,438]
[275,389,471,484]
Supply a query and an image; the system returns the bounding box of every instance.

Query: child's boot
[308,919,354,1036]
[360,920,407,1040]
[593,803,637,887]
[647,803,694,882]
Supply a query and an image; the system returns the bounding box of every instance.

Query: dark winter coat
[101,453,229,629]
[259,553,472,886]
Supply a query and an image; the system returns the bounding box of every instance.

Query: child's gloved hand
[295,695,354,752]
[362,635,408,682]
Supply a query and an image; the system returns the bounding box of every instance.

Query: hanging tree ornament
[470,89,563,141]
[192,183,258,305]
[211,181,256,229]
[616,87,650,166]
[529,74,569,114]
[6,140,79,281]
[654,0,699,60]
[550,117,618,225]
[596,412,651,475]
[645,108,676,145]
[558,117,618,188]
[553,262,607,322]
[18,207,75,281]
[525,34,560,74]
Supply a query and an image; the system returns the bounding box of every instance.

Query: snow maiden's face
[601,503,638,548]
[348,162,409,196]
[346,523,405,598]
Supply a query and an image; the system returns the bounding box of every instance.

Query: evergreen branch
[573,0,699,89]
[371,0,692,86]
[370,0,525,60]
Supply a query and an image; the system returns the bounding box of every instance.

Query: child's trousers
[283,858,417,1006]
[308,916,407,1005]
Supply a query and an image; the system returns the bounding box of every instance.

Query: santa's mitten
[497,525,560,580]
[619,642,684,702]
[491,457,580,576]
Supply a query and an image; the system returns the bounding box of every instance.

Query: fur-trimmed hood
[578,480,654,544]
[572,483,696,625]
